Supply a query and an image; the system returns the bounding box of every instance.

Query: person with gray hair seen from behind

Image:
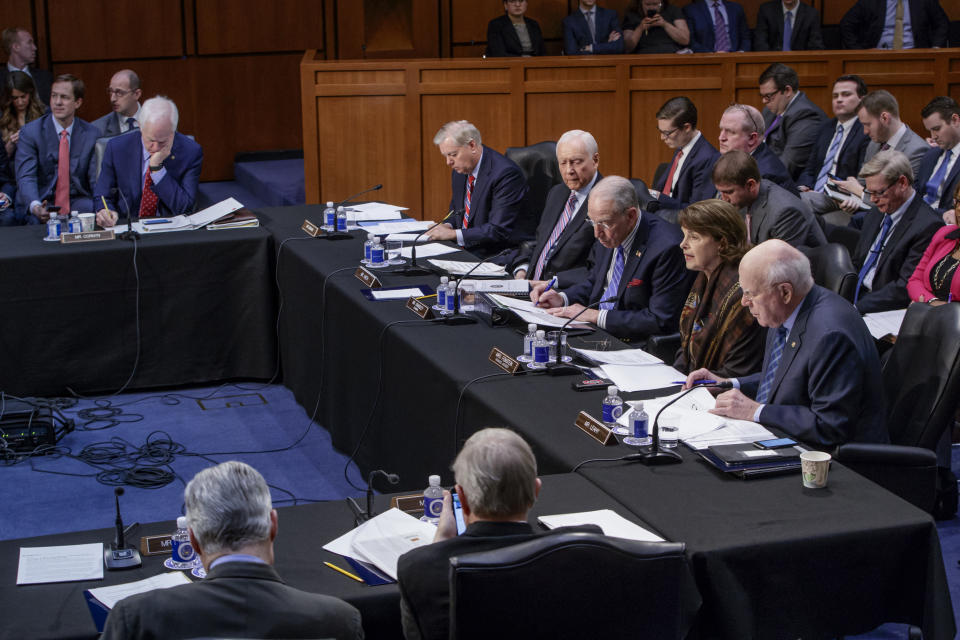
[95,95,203,227]
[686,239,888,447]
[101,461,363,640]
[397,428,600,640]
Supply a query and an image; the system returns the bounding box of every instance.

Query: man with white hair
[95,95,203,227]
[686,239,888,447]
[101,461,363,639]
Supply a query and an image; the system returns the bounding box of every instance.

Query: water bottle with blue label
[323,201,336,231]
[602,386,624,429]
[528,329,549,369]
[623,402,651,446]
[370,237,385,266]
[68,211,82,234]
[165,516,198,570]
[434,276,449,311]
[336,206,348,232]
[517,323,538,362]
[445,281,457,314]
[45,210,62,241]
[422,475,443,524]
[362,233,374,265]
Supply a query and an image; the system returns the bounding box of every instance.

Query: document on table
[323,508,436,581]
[571,346,662,366]
[358,220,434,235]
[429,259,507,277]
[399,243,458,259]
[385,233,431,243]
[538,509,664,542]
[370,288,425,300]
[486,293,589,327]
[86,572,191,609]
[460,279,530,294]
[17,543,104,584]
[599,363,684,392]
[346,202,407,221]
[862,308,907,339]
[138,197,245,233]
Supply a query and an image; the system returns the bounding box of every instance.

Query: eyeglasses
[657,126,679,138]
[863,181,898,201]
[759,88,784,103]
[107,88,132,97]
[741,282,787,302]
[587,217,617,230]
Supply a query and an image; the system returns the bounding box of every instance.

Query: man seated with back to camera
[685,240,888,447]
[530,175,692,343]
[397,428,600,640]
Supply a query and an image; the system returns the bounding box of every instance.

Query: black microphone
[635,381,733,466]
[442,247,513,324]
[366,469,400,522]
[392,209,462,277]
[110,187,138,241]
[558,295,618,333]
[337,183,383,209]
[104,487,142,569]
[537,295,618,376]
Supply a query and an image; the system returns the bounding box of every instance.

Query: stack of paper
[538,509,664,542]
[599,363,685,392]
[358,220,435,235]
[460,279,530,295]
[17,543,104,585]
[138,197,245,233]
[345,202,407,222]
[86,572,191,609]
[399,243,459,259]
[572,346,662,366]
[429,259,507,276]
[322,508,436,581]
[486,293,589,328]
[862,308,907,339]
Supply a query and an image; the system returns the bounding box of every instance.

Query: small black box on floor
[0,398,73,454]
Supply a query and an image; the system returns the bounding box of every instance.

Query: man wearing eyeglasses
[530,175,692,342]
[92,70,142,137]
[851,149,942,313]
[758,63,826,181]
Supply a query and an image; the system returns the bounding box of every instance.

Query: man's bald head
[739,240,813,328]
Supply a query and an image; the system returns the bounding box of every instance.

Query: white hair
[433,120,482,147]
[453,428,537,518]
[589,175,639,215]
[140,95,179,131]
[185,461,272,555]
[557,129,598,156]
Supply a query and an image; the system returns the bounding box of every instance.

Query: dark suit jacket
[486,14,545,57]
[0,66,52,105]
[95,130,203,218]
[863,125,930,181]
[101,561,364,640]
[508,178,599,287]
[13,113,99,222]
[448,145,532,258]
[748,179,826,248]
[762,91,828,181]
[853,193,942,313]
[840,0,949,49]
[564,213,693,340]
[740,285,888,446]
[683,0,751,52]
[797,118,870,189]
[562,6,625,55]
[654,134,721,211]
[0,140,13,200]
[398,521,600,640]
[915,145,960,214]
[753,1,825,51]
[91,111,123,138]
[753,142,799,195]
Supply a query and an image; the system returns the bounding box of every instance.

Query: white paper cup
[800,451,831,489]
[79,213,95,231]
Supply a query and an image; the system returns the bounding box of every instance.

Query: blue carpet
[0,384,364,541]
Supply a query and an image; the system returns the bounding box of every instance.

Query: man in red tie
[11,74,99,225]
[95,96,203,228]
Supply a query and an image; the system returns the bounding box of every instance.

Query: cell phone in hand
[451,489,466,535]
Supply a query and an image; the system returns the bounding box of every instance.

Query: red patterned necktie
[662,150,683,197]
[55,130,70,212]
[463,175,475,229]
[139,171,159,218]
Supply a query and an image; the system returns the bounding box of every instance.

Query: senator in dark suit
[840,0,949,50]
[532,176,693,341]
[486,11,545,57]
[853,150,943,313]
[427,120,532,258]
[753,0,824,51]
[101,461,363,640]
[682,0,751,52]
[562,3,625,55]
[95,97,203,226]
[687,240,888,447]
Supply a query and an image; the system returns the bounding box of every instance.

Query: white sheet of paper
[188,197,244,228]
[862,308,907,339]
[538,509,664,542]
[683,419,774,449]
[400,243,458,258]
[370,288,425,300]
[486,293,589,327]
[429,259,507,276]
[348,202,409,213]
[323,508,435,581]
[599,363,684,392]
[17,543,104,585]
[385,233,430,243]
[361,220,433,235]
[460,279,530,294]
[346,203,406,221]
[86,572,192,609]
[572,346,662,366]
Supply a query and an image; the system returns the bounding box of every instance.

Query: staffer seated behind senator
[10,74,98,226]
[908,183,960,304]
[530,175,693,342]
[95,95,203,227]
[717,103,797,195]
[0,71,45,159]
[686,240,888,447]
[101,461,364,640]
[675,200,764,378]
[486,0,545,57]
[92,69,142,137]
[758,62,827,182]
[397,428,599,640]
[621,0,689,54]
[426,120,532,258]
[563,0,624,55]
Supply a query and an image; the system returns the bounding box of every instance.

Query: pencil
[324,561,364,583]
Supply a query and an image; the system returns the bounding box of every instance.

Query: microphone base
[104,546,142,570]
[319,231,353,241]
[632,446,683,466]
[437,314,478,326]
[545,362,581,376]
[390,264,436,276]
[118,230,140,241]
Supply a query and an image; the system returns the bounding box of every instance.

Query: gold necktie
[893,0,904,50]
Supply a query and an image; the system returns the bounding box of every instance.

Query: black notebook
[707,442,805,467]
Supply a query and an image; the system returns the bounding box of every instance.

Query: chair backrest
[630,178,656,210]
[93,136,115,184]
[823,222,861,257]
[449,532,698,640]
[883,302,960,449]
[798,243,858,302]
[505,141,560,217]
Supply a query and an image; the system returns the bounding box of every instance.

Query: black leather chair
[630,178,657,211]
[449,532,700,640]
[823,222,860,257]
[505,141,561,219]
[647,332,682,363]
[798,243,858,302]
[836,302,960,515]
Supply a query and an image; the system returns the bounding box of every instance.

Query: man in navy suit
[648,96,721,223]
[683,0,750,53]
[718,104,798,195]
[686,240,888,447]
[531,176,693,342]
[0,28,52,105]
[508,129,600,287]
[11,74,98,225]
[426,120,532,258]
[840,0,948,50]
[92,69,142,138]
[917,97,960,222]
[758,63,827,181]
[753,0,824,51]
[95,96,203,227]
[563,0,624,55]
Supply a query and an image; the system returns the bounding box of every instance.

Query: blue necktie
[815,124,845,192]
[757,326,788,404]
[854,214,893,303]
[600,246,625,311]
[923,149,952,207]
[782,11,793,51]
[126,117,138,130]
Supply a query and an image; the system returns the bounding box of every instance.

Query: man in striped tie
[685,240,888,447]
[917,97,960,222]
[507,130,600,287]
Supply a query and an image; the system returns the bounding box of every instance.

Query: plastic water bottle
[602,386,624,429]
[518,323,538,362]
[434,276,449,310]
[46,210,62,240]
[370,237,385,266]
[336,206,348,232]
[623,402,651,446]
[323,201,336,231]
[422,475,443,524]
[528,330,549,369]
[169,516,197,569]
[362,233,374,265]
[67,211,82,234]
[445,281,457,314]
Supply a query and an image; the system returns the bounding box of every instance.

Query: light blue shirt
[209,553,268,570]
[141,138,168,185]
[878,0,914,49]
[863,190,914,290]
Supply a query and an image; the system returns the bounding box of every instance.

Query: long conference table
[0,205,955,639]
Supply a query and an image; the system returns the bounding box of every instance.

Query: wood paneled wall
[301,50,960,218]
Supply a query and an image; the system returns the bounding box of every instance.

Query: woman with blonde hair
[0,70,45,158]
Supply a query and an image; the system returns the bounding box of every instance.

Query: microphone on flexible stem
[393,209,462,277]
[322,183,383,240]
[545,295,618,375]
[111,187,138,241]
[337,183,382,209]
[347,469,400,525]
[104,487,142,569]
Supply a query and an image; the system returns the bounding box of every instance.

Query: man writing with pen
[530,175,692,343]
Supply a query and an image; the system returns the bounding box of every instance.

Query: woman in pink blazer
[908,225,960,303]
